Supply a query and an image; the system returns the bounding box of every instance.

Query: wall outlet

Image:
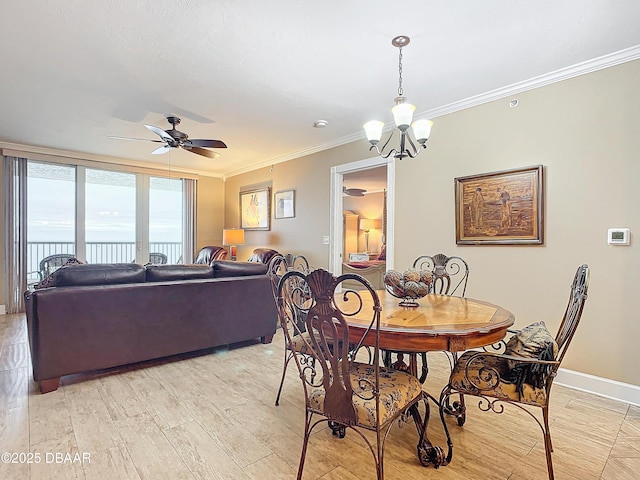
[322,236,330,245]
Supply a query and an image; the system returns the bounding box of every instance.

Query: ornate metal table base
[381,352,453,467]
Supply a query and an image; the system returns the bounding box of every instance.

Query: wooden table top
[334,291,515,352]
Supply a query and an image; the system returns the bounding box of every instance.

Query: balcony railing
[27,242,183,279]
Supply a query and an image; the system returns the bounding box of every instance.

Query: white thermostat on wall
[607,228,630,245]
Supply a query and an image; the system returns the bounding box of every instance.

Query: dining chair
[439,264,589,480]
[276,268,430,480]
[267,253,312,406]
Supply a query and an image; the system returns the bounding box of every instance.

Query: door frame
[329,156,395,276]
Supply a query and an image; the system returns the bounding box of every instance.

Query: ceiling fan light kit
[110,116,227,159]
[364,35,433,160]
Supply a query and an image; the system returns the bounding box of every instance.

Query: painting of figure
[455,165,543,245]
[240,187,271,230]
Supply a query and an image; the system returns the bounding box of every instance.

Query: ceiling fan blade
[184,146,220,159]
[187,139,227,149]
[144,124,174,142]
[108,135,164,143]
[343,187,366,197]
[151,145,172,155]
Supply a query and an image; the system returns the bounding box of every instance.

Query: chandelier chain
[363,35,432,160]
[397,46,404,97]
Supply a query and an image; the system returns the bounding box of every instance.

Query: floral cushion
[289,331,321,355]
[308,362,423,428]
[449,351,548,406]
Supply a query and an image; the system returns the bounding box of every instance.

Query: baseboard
[555,368,640,407]
[0,304,6,315]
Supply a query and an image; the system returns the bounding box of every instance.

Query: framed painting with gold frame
[455,165,544,245]
[240,187,271,230]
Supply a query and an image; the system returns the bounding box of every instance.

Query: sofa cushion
[213,260,268,278]
[146,264,214,282]
[48,263,147,287]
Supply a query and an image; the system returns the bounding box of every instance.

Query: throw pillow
[34,257,83,289]
[503,321,558,394]
[378,245,386,261]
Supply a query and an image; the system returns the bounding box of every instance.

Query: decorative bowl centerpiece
[384,268,433,307]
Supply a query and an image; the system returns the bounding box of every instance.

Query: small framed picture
[274,189,295,219]
[240,187,271,230]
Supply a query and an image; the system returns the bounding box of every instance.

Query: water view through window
[26,162,184,279]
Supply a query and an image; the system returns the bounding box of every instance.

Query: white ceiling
[2,1,640,178]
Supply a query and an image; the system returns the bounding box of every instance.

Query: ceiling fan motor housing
[165,116,188,144]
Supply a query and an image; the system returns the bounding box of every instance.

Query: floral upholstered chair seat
[289,331,321,355]
[308,362,423,428]
[448,351,548,407]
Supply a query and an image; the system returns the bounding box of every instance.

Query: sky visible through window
[27,162,182,243]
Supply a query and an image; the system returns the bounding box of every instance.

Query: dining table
[333,289,515,468]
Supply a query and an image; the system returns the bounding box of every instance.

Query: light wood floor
[1,312,638,480]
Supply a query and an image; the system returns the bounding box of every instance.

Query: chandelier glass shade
[363,36,433,160]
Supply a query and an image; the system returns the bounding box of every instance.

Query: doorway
[329,156,395,276]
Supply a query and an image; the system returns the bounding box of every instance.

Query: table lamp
[222,228,245,261]
[359,218,382,253]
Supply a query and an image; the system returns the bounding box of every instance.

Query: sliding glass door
[149,176,184,264]
[85,169,137,263]
[26,162,76,283]
[25,161,192,281]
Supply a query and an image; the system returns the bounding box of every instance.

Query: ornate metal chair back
[413,253,469,296]
[268,254,311,325]
[554,264,590,366]
[284,253,310,273]
[277,269,381,426]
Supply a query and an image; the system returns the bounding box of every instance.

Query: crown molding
[0,141,223,178]
[422,44,640,120]
[224,44,640,179]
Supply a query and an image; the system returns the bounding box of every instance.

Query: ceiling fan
[109,116,227,158]
[343,186,367,197]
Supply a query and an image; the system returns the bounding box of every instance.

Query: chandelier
[363,36,433,160]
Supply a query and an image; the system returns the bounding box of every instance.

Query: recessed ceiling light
[313,119,328,128]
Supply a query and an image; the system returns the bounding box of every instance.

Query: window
[27,162,76,282]
[25,161,194,277]
[149,176,184,264]
[85,169,136,263]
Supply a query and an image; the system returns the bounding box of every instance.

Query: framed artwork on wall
[274,189,295,219]
[240,187,271,230]
[455,165,544,245]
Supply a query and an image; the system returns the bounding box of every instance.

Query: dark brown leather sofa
[24,261,277,393]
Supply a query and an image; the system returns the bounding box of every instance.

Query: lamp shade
[391,102,415,130]
[359,218,382,231]
[363,120,384,144]
[222,228,245,246]
[411,119,433,143]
